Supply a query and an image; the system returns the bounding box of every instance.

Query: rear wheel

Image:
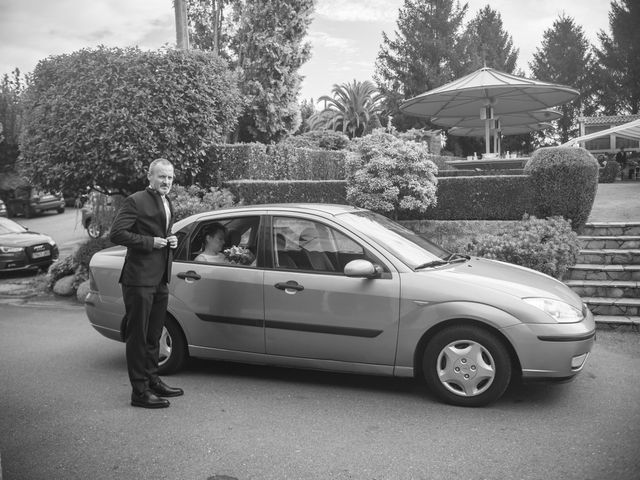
[57,207,65,214]
[422,325,512,407]
[86,221,103,239]
[158,316,188,375]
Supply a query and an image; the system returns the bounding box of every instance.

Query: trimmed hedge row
[438,169,525,177]
[199,143,347,186]
[224,180,348,205]
[224,175,533,221]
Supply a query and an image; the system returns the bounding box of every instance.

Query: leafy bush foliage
[224,180,347,205]
[19,46,243,196]
[169,185,237,222]
[464,215,580,279]
[282,130,351,150]
[200,143,346,185]
[46,255,78,290]
[346,132,438,219]
[74,237,115,271]
[524,147,599,229]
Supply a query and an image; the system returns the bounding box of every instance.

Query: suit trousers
[121,283,169,395]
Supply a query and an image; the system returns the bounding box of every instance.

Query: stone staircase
[565,222,640,326]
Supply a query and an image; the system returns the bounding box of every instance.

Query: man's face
[148,164,174,196]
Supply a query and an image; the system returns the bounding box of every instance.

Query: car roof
[173,203,365,230]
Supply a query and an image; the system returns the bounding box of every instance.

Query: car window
[189,216,260,266]
[272,216,375,273]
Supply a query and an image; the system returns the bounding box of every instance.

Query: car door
[170,214,265,353]
[263,215,400,366]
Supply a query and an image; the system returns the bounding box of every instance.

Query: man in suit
[110,158,184,408]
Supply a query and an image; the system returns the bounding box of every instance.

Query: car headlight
[523,297,584,323]
[0,245,23,253]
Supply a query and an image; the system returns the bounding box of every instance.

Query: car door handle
[275,281,304,292]
[177,270,201,282]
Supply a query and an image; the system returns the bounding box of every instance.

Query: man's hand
[167,235,178,249]
[153,237,168,249]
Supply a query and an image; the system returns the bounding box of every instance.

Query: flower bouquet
[223,245,255,265]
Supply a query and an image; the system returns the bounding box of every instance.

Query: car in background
[81,191,116,238]
[0,217,59,272]
[5,186,65,218]
[85,204,595,407]
[0,199,7,217]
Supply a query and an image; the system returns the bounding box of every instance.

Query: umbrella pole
[485,120,491,155]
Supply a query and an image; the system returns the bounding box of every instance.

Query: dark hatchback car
[0,217,59,271]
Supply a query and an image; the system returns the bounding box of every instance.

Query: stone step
[576,249,640,265]
[566,264,640,281]
[566,279,640,298]
[579,236,640,249]
[582,297,640,317]
[593,315,640,327]
[580,222,640,237]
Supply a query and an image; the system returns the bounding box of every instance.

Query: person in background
[615,147,627,180]
[109,158,183,409]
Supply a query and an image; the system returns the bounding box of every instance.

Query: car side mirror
[344,259,381,279]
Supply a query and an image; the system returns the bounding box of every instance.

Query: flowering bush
[169,185,237,222]
[223,246,255,265]
[46,254,78,290]
[346,132,438,219]
[464,215,580,279]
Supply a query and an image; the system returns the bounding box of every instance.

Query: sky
[0,0,613,104]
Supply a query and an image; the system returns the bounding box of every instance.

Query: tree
[346,132,437,220]
[310,80,383,139]
[18,47,243,196]
[530,14,595,144]
[0,69,27,171]
[458,6,518,73]
[186,0,232,57]
[374,0,468,131]
[231,0,313,143]
[594,0,640,114]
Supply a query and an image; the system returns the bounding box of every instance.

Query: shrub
[524,147,599,229]
[412,175,534,221]
[282,130,351,150]
[224,180,347,205]
[74,237,115,271]
[346,132,438,220]
[169,184,237,222]
[46,255,78,290]
[464,215,580,279]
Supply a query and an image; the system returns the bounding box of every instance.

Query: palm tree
[309,80,384,138]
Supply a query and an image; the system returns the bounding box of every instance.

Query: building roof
[579,114,640,126]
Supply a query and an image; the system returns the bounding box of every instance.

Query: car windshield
[0,218,27,235]
[338,211,452,269]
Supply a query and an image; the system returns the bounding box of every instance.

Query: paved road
[1,302,639,480]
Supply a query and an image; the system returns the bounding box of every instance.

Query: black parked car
[0,217,59,272]
[4,186,65,218]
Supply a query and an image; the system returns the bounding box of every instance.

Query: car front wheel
[157,316,188,375]
[86,222,103,239]
[422,325,512,407]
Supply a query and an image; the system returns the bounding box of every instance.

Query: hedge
[199,143,346,186]
[524,147,599,229]
[224,180,348,205]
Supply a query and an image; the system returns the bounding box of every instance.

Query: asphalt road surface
[1,302,639,480]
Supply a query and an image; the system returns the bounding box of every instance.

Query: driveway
[588,181,640,222]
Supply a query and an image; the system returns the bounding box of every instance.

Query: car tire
[24,205,33,218]
[157,316,188,375]
[422,325,512,407]
[86,222,103,239]
[57,207,65,214]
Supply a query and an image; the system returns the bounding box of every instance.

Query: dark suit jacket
[110,187,174,286]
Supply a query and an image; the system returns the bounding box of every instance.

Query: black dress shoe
[131,390,170,409]
[149,379,184,397]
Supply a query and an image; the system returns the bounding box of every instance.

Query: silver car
[85,204,595,407]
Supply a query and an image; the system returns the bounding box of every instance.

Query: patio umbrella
[431,109,562,129]
[400,67,579,154]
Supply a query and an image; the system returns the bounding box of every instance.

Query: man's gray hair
[148,158,173,174]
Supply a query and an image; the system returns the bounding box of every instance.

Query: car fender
[394,300,522,373]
